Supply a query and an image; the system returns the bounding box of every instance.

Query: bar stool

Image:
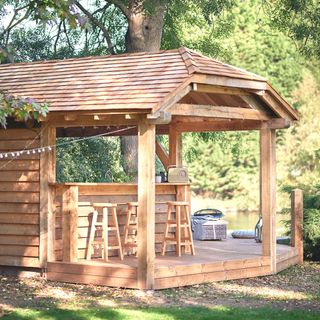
[86,203,123,261]
[123,202,138,256]
[161,201,195,256]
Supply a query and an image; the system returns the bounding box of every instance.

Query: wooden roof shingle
[0,47,298,120]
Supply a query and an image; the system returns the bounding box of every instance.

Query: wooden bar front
[51,182,190,262]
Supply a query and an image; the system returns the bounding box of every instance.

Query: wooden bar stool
[123,202,138,256]
[161,201,195,257]
[86,203,123,261]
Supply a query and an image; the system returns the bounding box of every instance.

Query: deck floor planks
[47,238,298,289]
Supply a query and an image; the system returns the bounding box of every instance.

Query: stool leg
[134,205,138,257]
[113,207,124,260]
[103,207,109,261]
[123,205,132,256]
[176,205,181,257]
[86,210,98,260]
[161,204,171,256]
[185,205,195,255]
[182,206,189,254]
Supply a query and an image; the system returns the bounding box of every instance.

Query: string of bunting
[0,126,137,159]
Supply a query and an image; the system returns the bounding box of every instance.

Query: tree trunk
[120,1,165,177]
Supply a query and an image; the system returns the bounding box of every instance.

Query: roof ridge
[187,48,266,81]
[0,48,180,68]
[178,47,200,74]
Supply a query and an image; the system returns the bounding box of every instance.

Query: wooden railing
[49,183,190,263]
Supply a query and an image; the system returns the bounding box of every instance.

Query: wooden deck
[47,238,299,290]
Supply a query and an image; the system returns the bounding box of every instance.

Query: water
[191,195,289,236]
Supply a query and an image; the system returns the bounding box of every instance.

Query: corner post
[291,189,303,264]
[137,118,156,289]
[39,125,56,267]
[169,126,182,166]
[260,126,277,273]
[62,185,78,262]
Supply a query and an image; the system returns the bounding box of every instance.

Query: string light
[0,126,136,159]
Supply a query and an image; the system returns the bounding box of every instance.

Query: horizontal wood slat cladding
[0,128,41,268]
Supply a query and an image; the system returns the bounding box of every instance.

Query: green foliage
[269,0,320,58]
[282,186,320,261]
[56,137,130,183]
[0,91,48,127]
[222,0,304,99]
[277,73,320,203]
[184,131,259,210]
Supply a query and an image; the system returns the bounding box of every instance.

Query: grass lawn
[3,306,320,320]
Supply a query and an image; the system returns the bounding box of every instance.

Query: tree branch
[63,20,73,51]
[54,21,63,55]
[74,0,115,54]
[0,3,33,45]
[105,0,130,19]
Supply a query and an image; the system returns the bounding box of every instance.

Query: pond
[191,195,289,236]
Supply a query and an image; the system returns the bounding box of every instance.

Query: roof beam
[193,83,251,96]
[192,74,267,91]
[173,118,291,133]
[169,103,272,121]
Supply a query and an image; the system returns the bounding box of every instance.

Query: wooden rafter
[155,139,170,169]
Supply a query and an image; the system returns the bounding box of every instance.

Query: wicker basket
[193,220,228,240]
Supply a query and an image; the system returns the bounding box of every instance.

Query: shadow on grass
[3,306,320,320]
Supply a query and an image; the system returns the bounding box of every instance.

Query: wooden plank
[0,245,38,257]
[137,119,156,289]
[0,203,39,214]
[194,83,251,96]
[174,118,263,132]
[0,256,40,268]
[168,126,182,166]
[47,271,138,289]
[40,125,56,266]
[0,224,39,236]
[0,129,39,140]
[0,235,39,246]
[0,213,39,224]
[170,103,271,120]
[291,189,303,264]
[151,83,192,118]
[260,126,276,272]
[0,160,39,171]
[192,74,267,91]
[155,139,170,169]
[259,93,289,119]
[47,261,137,279]
[0,192,39,203]
[0,171,39,182]
[62,186,79,262]
[0,182,40,192]
[154,265,272,289]
[0,140,39,150]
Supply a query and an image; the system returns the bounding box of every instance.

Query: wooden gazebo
[0,47,303,289]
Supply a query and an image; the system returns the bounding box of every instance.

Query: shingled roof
[0,47,298,120]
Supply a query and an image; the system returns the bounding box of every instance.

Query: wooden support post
[137,118,156,289]
[62,186,79,262]
[169,126,182,166]
[260,126,276,273]
[39,126,56,266]
[291,189,304,264]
